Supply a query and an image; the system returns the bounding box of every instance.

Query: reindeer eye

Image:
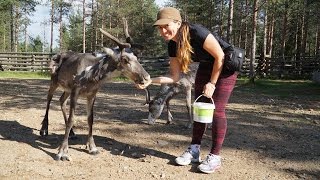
[121,56,130,64]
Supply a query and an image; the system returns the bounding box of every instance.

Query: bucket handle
[194,94,214,104]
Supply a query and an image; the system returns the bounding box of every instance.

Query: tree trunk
[209,0,214,31]
[10,4,14,52]
[244,0,249,56]
[2,33,6,51]
[316,24,320,55]
[267,13,274,57]
[90,0,96,52]
[82,0,86,53]
[50,0,54,53]
[14,6,20,52]
[24,24,28,52]
[59,1,63,52]
[295,15,302,63]
[262,1,268,58]
[249,0,259,83]
[260,0,268,77]
[100,0,104,48]
[301,0,309,56]
[219,0,224,37]
[227,0,233,43]
[281,2,288,57]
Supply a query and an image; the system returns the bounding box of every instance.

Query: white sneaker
[198,153,221,173]
[175,146,201,166]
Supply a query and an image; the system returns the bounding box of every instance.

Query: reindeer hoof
[55,153,71,161]
[87,146,99,155]
[61,155,71,161]
[54,154,62,161]
[89,150,99,155]
[147,119,156,125]
[166,121,173,125]
[86,144,99,155]
[186,124,192,129]
[40,129,48,136]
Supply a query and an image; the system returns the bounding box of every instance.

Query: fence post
[31,54,35,72]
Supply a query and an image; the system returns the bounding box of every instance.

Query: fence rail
[0,52,53,72]
[0,52,319,79]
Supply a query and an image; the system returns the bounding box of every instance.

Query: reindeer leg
[40,83,58,136]
[60,92,76,138]
[56,88,79,161]
[166,100,173,124]
[186,87,193,129]
[86,96,99,155]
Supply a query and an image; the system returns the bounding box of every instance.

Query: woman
[140,7,238,174]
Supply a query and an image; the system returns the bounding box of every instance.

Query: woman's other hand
[203,82,216,98]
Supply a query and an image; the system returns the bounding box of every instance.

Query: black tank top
[168,23,232,64]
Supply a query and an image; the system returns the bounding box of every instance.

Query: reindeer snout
[135,73,151,87]
[142,74,151,85]
[148,113,156,124]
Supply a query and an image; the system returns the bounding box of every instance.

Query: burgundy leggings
[192,63,237,155]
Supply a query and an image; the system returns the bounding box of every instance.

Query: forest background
[0,0,319,77]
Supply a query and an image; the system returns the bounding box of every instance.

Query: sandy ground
[0,79,319,180]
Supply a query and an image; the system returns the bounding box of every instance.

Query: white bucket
[193,95,215,123]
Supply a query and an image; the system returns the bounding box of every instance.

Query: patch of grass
[0,71,131,82]
[236,78,320,100]
[112,76,130,82]
[0,71,50,79]
[0,71,137,83]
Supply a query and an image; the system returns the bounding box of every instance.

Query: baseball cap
[153,7,182,26]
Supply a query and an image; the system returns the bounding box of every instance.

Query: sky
[27,0,167,48]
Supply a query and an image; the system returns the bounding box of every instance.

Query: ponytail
[176,22,193,73]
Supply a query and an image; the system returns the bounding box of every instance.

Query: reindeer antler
[99,28,131,49]
[122,18,133,44]
[121,17,144,54]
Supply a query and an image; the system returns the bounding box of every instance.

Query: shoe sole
[175,157,201,166]
[198,165,221,174]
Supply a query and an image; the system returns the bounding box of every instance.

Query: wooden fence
[0,52,53,72]
[254,55,320,79]
[0,52,319,79]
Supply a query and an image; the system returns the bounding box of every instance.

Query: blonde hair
[176,22,193,73]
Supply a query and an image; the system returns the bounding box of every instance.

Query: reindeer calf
[146,63,198,128]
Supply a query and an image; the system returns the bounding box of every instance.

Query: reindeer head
[99,19,151,87]
[147,97,166,124]
[145,85,173,125]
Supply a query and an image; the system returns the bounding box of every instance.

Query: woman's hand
[135,79,152,89]
[203,82,216,98]
[135,84,146,89]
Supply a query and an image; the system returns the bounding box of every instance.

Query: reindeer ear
[51,54,61,61]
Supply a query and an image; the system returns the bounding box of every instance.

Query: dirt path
[0,79,319,179]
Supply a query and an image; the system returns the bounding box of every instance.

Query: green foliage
[29,36,44,52]
[98,0,163,56]
[0,0,319,75]
[0,10,11,51]
[60,24,71,52]
[0,0,38,52]
[66,10,83,52]
[237,78,320,99]
[18,35,44,52]
[0,71,50,79]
